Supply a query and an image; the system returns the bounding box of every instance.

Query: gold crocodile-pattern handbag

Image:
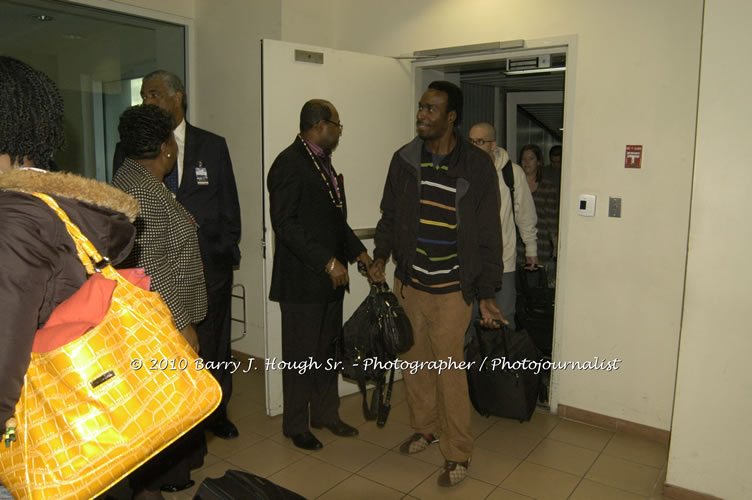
[0,192,222,500]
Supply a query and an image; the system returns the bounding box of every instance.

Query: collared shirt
[174,119,186,187]
[300,135,340,202]
[304,136,326,159]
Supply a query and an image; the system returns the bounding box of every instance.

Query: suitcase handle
[473,320,511,361]
[518,264,548,295]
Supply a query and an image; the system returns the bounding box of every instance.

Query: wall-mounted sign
[625,145,643,168]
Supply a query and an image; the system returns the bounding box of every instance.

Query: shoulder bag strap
[30,192,114,278]
[357,372,380,420]
[501,159,515,220]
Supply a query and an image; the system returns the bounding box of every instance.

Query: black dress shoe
[311,419,359,437]
[159,479,195,492]
[210,417,239,440]
[289,431,323,450]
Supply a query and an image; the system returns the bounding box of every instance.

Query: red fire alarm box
[625,145,643,168]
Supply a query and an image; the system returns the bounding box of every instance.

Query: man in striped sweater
[370,81,505,487]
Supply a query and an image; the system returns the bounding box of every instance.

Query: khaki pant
[395,278,473,462]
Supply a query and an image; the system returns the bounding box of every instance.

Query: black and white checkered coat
[113,158,207,330]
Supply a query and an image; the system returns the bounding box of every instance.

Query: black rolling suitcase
[193,470,307,500]
[466,323,543,422]
[516,265,554,356]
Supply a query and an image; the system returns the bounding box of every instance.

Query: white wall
[666,1,752,498]
[280,0,335,48]
[193,0,282,357]
[280,0,704,431]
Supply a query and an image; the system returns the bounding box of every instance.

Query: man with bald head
[267,99,372,451]
[468,122,538,330]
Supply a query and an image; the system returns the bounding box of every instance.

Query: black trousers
[196,268,234,414]
[280,300,342,436]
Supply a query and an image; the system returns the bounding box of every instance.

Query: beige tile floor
[131,368,671,500]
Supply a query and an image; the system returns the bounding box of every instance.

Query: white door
[261,39,413,416]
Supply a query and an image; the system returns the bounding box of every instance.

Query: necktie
[164,160,178,194]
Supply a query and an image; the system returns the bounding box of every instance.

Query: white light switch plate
[578,194,596,216]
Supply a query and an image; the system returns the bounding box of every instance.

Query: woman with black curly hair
[113,104,206,351]
[0,56,139,498]
[112,104,208,500]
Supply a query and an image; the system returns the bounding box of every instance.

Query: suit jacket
[267,137,365,303]
[114,122,242,278]
[112,158,208,330]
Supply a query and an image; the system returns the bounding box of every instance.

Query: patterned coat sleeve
[126,184,193,330]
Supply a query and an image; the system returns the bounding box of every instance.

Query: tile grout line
[472,414,563,496]
[521,417,611,500]
[582,477,654,499]
[222,437,309,480]
[332,448,440,497]
[403,462,445,498]
[277,447,355,499]
[573,430,660,499]
[571,429,619,495]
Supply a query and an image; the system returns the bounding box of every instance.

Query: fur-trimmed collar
[0,168,139,221]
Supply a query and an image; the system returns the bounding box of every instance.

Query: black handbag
[370,282,414,356]
[340,282,413,426]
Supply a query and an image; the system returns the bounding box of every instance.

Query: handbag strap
[357,372,378,420]
[31,192,108,275]
[356,366,395,426]
[376,366,395,427]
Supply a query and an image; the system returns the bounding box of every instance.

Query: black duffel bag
[194,469,306,499]
[466,322,543,422]
[340,282,413,426]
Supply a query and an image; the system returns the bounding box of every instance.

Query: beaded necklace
[298,134,342,211]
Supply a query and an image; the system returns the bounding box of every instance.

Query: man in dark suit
[267,99,372,451]
[113,70,242,443]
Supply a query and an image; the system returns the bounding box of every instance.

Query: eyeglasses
[325,119,344,131]
[468,138,494,146]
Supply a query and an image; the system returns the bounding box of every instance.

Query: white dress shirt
[174,119,186,187]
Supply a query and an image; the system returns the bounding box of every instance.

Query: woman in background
[0,56,138,498]
[112,103,207,500]
[519,143,560,281]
